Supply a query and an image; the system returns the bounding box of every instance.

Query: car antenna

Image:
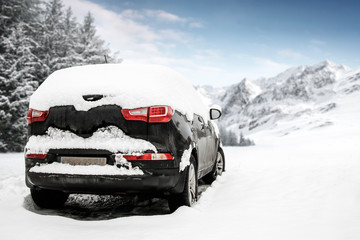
[104,55,108,63]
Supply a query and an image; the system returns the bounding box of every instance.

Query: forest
[0,0,117,151]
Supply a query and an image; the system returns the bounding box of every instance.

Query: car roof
[29,62,209,121]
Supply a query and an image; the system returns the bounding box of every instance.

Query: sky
[61,0,360,87]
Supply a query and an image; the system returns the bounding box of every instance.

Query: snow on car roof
[29,62,208,121]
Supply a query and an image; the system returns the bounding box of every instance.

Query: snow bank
[29,62,209,121]
[25,126,156,154]
[29,162,144,175]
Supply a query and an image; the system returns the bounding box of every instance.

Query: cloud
[250,57,291,77]
[62,0,196,56]
[120,9,145,20]
[158,29,191,43]
[189,21,204,29]
[198,66,223,73]
[193,49,222,61]
[253,58,291,69]
[62,0,159,46]
[277,49,305,59]
[121,9,203,28]
[60,0,293,87]
[144,9,186,23]
[308,39,328,56]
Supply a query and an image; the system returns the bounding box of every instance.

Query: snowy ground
[1,94,360,240]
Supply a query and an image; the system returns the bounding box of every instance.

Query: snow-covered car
[24,63,225,211]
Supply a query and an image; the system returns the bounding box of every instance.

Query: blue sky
[62,0,360,86]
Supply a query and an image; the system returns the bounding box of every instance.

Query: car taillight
[148,106,174,123]
[123,153,173,161]
[26,109,49,124]
[121,107,148,122]
[121,106,173,123]
[25,154,47,159]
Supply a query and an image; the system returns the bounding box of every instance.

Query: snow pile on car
[25,126,156,154]
[180,145,192,172]
[29,162,144,175]
[29,62,209,121]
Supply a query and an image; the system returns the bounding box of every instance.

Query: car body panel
[25,64,223,199]
[25,105,221,196]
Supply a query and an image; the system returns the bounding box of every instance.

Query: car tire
[202,150,225,184]
[168,155,198,212]
[31,189,69,209]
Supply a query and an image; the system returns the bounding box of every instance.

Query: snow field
[1,89,360,239]
[1,121,360,240]
[213,141,360,240]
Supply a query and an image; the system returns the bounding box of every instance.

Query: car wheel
[202,150,225,184]
[31,189,69,209]
[168,155,198,212]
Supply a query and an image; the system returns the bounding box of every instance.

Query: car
[24,63,225,211]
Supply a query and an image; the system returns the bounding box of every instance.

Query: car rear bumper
[26,167,185,195]
[24,147,187,195]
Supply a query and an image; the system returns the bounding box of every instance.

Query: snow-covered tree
[239,132,255,146]
[0,0,43,151]
[60,7,83,68]
[0,0,116,151]
[218,124,255,147]
[218,124,238,146]
[0,22,48,151]
[77,12,110,64]
[40,0,67,71]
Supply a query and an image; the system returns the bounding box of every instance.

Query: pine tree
[227,130,238,146]
[0,0,43,89]
[239,132,255,146]
[218,124,238,146]
[40,0,66,72]
[77,12,110,64]
[0,0,116,151]
[60,7,83,68]
[0,0,43,151]
[0,0,39,39]
[0,22,46,151]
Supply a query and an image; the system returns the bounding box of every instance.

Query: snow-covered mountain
[197,60,359,136]
[219,79,261,117]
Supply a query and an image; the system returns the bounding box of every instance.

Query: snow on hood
[29,62,209,121]
[25,126,156,154]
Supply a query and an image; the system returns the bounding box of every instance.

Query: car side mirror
[209,106,222,120]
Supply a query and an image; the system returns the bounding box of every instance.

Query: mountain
[219,79,261,117]
[197,60,359,138]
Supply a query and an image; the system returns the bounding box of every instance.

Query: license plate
[60,157,106,166]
